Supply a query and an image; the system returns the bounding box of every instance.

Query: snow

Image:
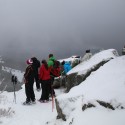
[0,85,61,125]
[58,55,81,64]
[67,49,118,75]
[2,66,24,82]
[0,49,125,125]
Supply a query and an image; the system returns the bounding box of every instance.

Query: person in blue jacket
[61,61,72,74]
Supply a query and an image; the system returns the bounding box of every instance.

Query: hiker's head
[49,54,53,58]
[42,59,48,69]
[61,60,65,65]
[31,57,37,62]
[86,50,90,53]
[42,59,47,64]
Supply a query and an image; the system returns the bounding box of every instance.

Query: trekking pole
[13,82,16,104]
[11,75,17,104]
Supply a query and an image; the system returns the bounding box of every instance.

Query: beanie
[26,59,33,64]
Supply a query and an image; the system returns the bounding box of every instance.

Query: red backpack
[50,60,61,77]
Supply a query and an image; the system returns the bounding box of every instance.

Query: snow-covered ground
[0,49,125,125]
[1,83,125,125]
[0,85,64,125]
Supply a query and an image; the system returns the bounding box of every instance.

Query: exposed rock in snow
[55,49,125,121]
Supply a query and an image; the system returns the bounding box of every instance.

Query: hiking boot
[32,100,36,104]
[38,99,48,103]
[23,101,31,105]
[46,99,52,101]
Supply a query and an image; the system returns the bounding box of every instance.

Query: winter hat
[49,54,53,58]
[26,59,33,64]
[86,50,90,53]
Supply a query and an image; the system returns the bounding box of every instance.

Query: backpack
[50,60,61,77]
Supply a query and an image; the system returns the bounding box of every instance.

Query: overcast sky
[0,0,125,61]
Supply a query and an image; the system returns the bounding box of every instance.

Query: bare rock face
[0,70,23,92]
[53,59,112,92]
[55,96,79,121]
[65,59,111,92]
[55,96,125,121]
[0,65,23,92]
[55,98,66,121]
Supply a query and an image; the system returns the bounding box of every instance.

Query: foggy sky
[0,0,125,61]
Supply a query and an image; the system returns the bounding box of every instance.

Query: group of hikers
[22,49,96,105]
[23,54,72,105]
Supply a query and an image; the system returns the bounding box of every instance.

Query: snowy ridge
[67,49,118,75]
[56,55,125,121]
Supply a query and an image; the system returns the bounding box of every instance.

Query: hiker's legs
[40,81,46,100]
[25,84,31,102]
[30,82,35,101]
[44,80,50,100]
[35,74,40,90]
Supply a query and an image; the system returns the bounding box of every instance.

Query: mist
[0,0,125,63]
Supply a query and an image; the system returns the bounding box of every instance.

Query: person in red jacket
[38,60,51,102]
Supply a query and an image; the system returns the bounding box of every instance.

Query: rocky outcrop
[55,50,120,121]
[55,98,66,121]
[55,97,125,121]
[55,96,79,121]
[53,59,112,90]
[0,67,23,92]
[66,59,111,92]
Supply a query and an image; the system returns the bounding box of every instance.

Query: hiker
[61,61,72,74]
[60,61,72,88]
[48,54,56,67]
[122,45,125,55]
[31,57,41,91]
[38,60,51,102]
[81,49,92,62]
[23,59,36,105]
[47,54,56,97]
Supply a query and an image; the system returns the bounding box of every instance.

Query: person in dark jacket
[38,60,51,102]
[81,49,92,62]
[31,57,41,91]
[23,59,36,105]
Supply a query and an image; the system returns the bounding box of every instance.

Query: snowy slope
[0,85,64,125]
[56,55,125,123]
[67,49,118,75]
[0,49,125,125]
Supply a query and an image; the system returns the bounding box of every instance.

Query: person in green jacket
[47,54,56,67]
[47,54,56,97]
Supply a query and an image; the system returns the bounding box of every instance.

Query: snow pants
[40,79,51,101]
[25,82,35,102]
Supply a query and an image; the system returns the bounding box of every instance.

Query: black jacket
[24,65,34,83]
